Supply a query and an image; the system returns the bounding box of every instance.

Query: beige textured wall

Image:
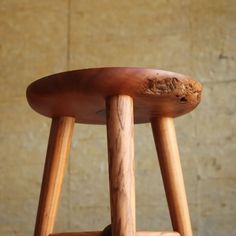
[0,1,235,236]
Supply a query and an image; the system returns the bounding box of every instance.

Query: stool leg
[106,95,136,236]
[151,117,192,236]
[34,117,75,236]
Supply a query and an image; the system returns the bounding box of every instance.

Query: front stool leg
[106,95,136,236]
[151,117,193,236]
[34,117,75,236]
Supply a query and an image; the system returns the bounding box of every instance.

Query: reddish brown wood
[151,117,192,236]
[106,95,136,236]
[27,68,202,236]
[26,67,202,124]
[50,232,180,236]
[34,117,75,236]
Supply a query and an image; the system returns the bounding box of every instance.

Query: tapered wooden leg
[34,117,75,236]
[151,117,192,236]
[106,95,136,236]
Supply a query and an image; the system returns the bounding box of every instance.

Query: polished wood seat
[27,67,201,124]
[27,67,202,236]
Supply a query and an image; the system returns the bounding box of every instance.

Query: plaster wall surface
[0,1,236,236]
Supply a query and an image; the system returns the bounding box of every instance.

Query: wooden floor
[50,231,180,236]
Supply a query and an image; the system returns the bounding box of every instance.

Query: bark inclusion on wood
[142,76,202,104]
[145,77,180,94]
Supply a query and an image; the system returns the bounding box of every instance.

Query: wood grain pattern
[106,95,136,236]
[50,231,180,236]
[26,67,202,124]
[151,117,192,236]
[34,117,75,236]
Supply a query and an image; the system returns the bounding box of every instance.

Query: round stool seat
[27,67,202,124]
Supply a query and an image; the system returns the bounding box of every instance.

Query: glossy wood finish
[151,117,192,236]
[26,67,202,124]
[106,95,136,236]
[50,231,180,236]
[34,117,75,236]
[28,67,201,236]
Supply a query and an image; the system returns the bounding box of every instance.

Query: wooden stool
[26,67,202,236]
